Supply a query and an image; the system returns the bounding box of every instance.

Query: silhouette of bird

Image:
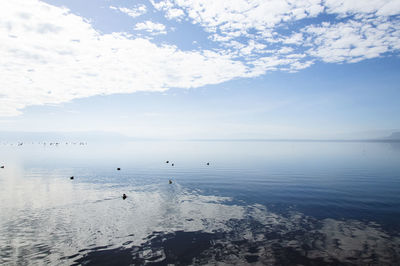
[169,180,172,184]
[122,193,127,200]
[70,176,74,180]
[206,162,210,165]
[117,168,121,171]
[0,166,4,169]
[166,160,169,163]
[171,163,174,166]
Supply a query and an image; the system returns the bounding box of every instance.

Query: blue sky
[1,0,400,139]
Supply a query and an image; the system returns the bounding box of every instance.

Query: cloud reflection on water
[0,170,399,265]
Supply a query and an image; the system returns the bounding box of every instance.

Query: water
[0,141,400,265]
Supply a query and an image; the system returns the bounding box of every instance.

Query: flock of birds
[0,145,211,200]
[2,142,87,146]
[63,160,210,200]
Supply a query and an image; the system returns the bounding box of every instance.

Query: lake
[1,141,400,265]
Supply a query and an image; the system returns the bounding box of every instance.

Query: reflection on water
[0,141,400,265]
[2,182,399,265]
[70,215,400,265]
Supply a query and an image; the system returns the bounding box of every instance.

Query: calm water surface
[0,141,400,265]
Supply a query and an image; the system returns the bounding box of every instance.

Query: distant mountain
[0,131,133,142]
[386,132,400,140]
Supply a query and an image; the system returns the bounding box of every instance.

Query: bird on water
[122,194,127,200]
[117,168,121,171]
[169,180,172,184]
[70,176,74,180]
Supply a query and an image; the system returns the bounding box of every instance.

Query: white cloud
[324,0,400,17]
[109,4,147,18]
[0,0,250,116]
[166,8,185,20]
[134,21,167,35]
[151,0,400,71]
[303,17,400,63]
[1,0,400,116]
[150,0,324,34]
[277,47,294,54]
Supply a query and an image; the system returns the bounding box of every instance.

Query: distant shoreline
[1,139,400,143]
[0,130,399,143]
[186,138,400,143]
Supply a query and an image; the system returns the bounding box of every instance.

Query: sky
[0,0,400,139]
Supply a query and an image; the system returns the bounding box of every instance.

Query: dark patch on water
[245,254,259,263]
[162,231,213,264]
[272,247,344,266]
[72,231,214,266]
[66,213,400,266]
[72,247,136,266]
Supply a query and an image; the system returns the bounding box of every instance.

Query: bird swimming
[166,160,169,163]
[169,180,172,184]
[122,193,127,200]
[171,163,174,166]
[70,176,74,180]
[207,162,210,165]
[117,168,121,171]
[0,166,4,169]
